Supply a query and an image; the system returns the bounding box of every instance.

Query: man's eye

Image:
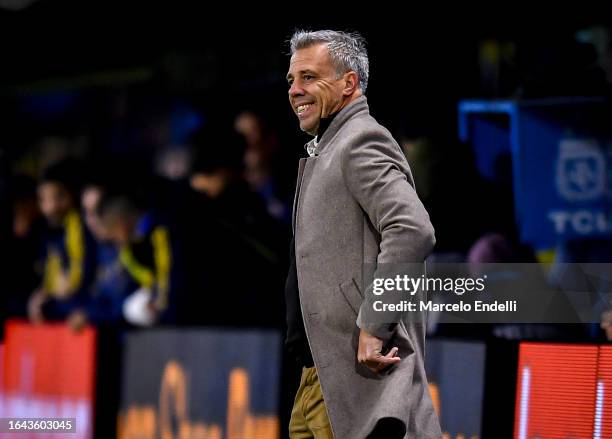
[304,75,313,81]
[287,79,294,86]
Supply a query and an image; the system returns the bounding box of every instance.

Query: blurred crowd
[0,106,296,335]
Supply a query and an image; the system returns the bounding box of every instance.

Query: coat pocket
[339,278,364,316]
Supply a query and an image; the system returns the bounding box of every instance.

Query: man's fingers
[384,347,399,359]
[362,347,401,373]
[363,347,401,362]
[377,355,401,365]
[376,347,400,363]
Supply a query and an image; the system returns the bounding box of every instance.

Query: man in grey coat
[285,30,442,439]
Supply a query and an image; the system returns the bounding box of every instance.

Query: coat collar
[303,95,370,156]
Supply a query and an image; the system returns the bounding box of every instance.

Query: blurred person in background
[399,127,515,257]
[27,159,97,323]
[183,125,286,327]
[66,179,137,331]
[235,110,292,224]
[67,179,134,439]
[550,237,612,341]
[1,175,45,332]
[96,192,176,326]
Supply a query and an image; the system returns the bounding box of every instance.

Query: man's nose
[289,81,304,98]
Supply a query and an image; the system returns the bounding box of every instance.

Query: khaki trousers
[289,366,334,439]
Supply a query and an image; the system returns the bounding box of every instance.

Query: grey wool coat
[292,95,442,438]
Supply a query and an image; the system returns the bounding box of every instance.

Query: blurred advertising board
[426,339,486,439]
[117,329,281,439]
[514,342,612,438]
[1,319,96,439]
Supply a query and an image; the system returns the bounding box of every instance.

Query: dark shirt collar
[316,111,338,143]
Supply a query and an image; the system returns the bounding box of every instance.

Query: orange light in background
[429,383,440,417]
[118,363,279,439]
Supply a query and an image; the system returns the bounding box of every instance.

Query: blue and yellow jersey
[119,213,173,312]
[85,242,138,325]
[42,209,96,300]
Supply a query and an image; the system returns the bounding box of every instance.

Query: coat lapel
[292,157,308,233]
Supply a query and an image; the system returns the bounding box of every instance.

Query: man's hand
[67,310,88,333]
[358,328,401,373]
[27,289,47,324]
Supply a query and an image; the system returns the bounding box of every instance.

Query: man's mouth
[296,103,314,117]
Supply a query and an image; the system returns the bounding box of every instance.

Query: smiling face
[287,43,360,135]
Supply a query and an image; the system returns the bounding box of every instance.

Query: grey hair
[290,29,369,93]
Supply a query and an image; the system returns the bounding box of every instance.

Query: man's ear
[343,71,359,96]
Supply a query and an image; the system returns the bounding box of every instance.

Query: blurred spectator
[467,233,535,264]
[82,182,107,241]
[401,136,480,254]
[550,238,612,341]
[513,33,607,97]
[97,192,176,326]
[188,125,284,251]
[67,182,137,331]
[1,175,45,330]
[183,125,286,327]
[577,26,612,87]
[469,233,584,341]
[189,126,247,200]
[154,147,193,181]
[12,174,43,240]
[235,110,292,223]
[27,159,97,323]
[478,39,519,97]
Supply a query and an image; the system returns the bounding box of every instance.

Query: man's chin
[300,121,319,136]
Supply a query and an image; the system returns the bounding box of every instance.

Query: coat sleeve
[340,125,436,340]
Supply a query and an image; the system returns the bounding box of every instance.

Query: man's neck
[316,112,337,142]
[316,92,363,141]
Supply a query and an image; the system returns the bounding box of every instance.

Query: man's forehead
[288,44,331,73]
